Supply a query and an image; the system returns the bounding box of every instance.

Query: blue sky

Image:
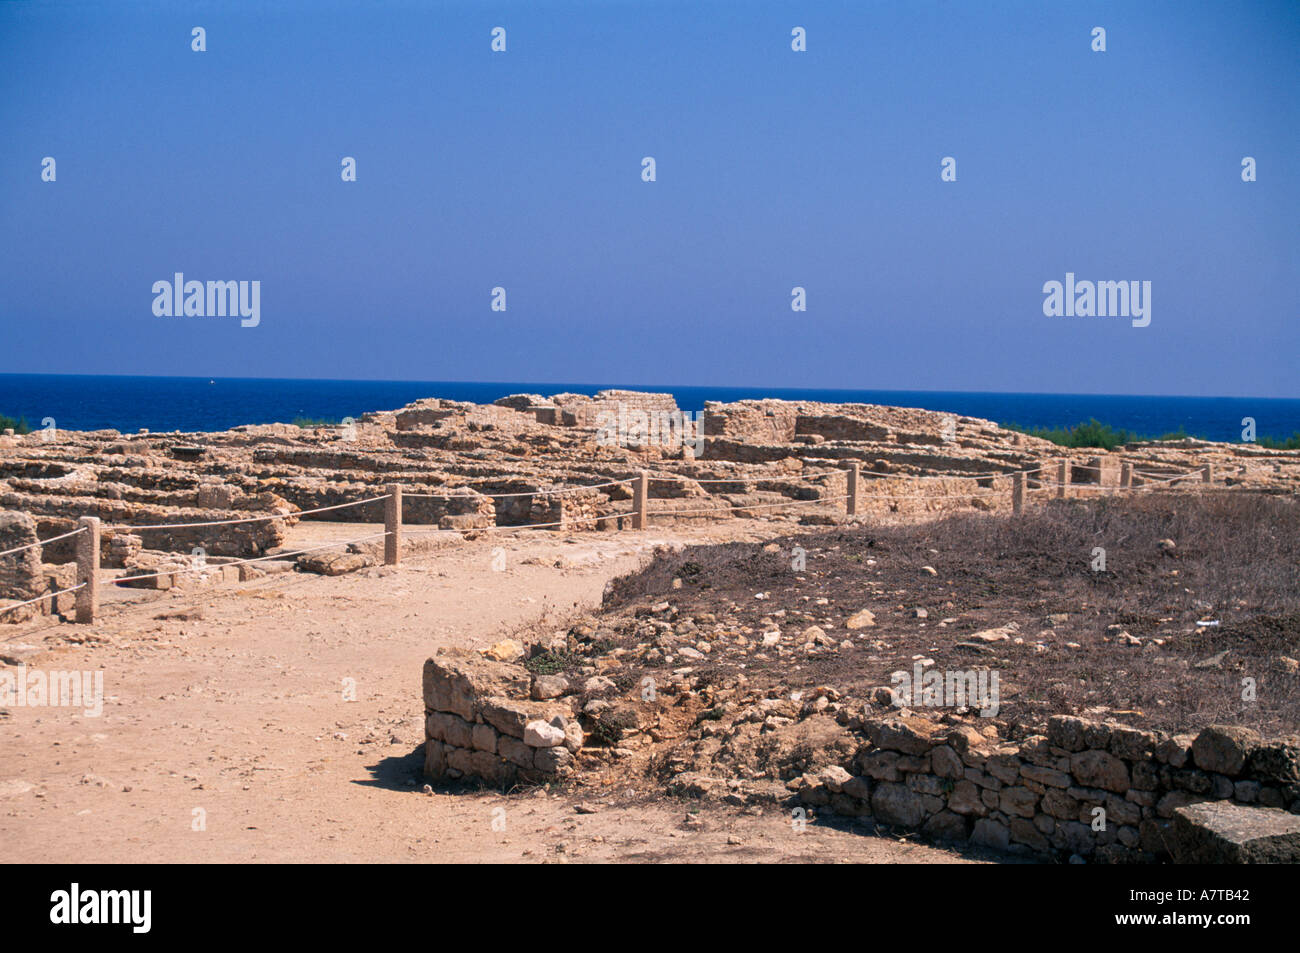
[2,0,1296,397]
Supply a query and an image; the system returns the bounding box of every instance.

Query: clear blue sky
[2,0,1296,397]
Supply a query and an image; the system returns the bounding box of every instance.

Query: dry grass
[601,491,1300,736]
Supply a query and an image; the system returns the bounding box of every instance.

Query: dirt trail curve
[1,522,1001,863]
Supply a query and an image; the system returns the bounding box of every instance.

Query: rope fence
[114,494,390,531]
[0,525,85,559]
[0,457,1249,625]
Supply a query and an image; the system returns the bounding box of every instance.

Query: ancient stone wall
[0,511,45,621]
[422,649,582,786]
[793,713,1300,861]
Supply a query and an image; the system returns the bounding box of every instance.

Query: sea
[0,374,1297,443]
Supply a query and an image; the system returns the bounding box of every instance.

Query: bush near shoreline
[1001,417,1300,451]
[0,414,31,434]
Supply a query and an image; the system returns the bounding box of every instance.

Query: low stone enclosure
[422,642,1300,863]
[422,648,584,785]
[421,486,1300,863]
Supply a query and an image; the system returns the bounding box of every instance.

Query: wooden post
[1056,459,1068,500]
[632,471,648,530]
[1202,464,1213,484]
[384,483,402,565]
[1012,472,1026,516]
[1120,463,1133,489]
[75,516,99,624]
[847,462,860,517]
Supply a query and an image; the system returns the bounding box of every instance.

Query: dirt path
[1,522,999,863]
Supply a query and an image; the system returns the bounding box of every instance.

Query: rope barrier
[110,531,391,584]
[0,525,86,559]
[115,495,391,531]
[653,494,851,517]
[403,479,632,500]
[0,582,86,617]
[403,511,639,537]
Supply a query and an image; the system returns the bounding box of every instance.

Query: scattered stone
[483,639,525,662]
[845,609,876,629]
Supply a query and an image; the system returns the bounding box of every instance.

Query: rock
[819,765,853,794]
[857,749,902,782]
[920,566,938,577]
[999,786,1039,818]
[531,674,570,700]
[867,716,944,756]
[1021,764,1071,788]
[422,649,530,721]
[845,609,876,629]
[1191,725,1259,776]
[296,552,370,575]
[923,810,969,842]
[1170,802,1300,863]
[1109,725,1157,761]
[801,625,829,644]
[479,696,569,739]
[1010,817,1051,853]
[483,639,525,662]
[1070,750,1130,793]
[841,775,872,801]
[1245,737,1300,784]
[969,626,1014,643]
[871,782,929,826]
[582,675,616,694]
[498,735,535,769]
[669,772,725,799]
[533,745,574,774]
[523,719,566,748]
[947,780,987,817]
[1194,650,1229,669]
[425,712,473,749]
[930,745,964,779]
[970,817,1010,850]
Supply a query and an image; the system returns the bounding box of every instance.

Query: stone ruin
[419,633,1300,863]
[422,647,583,786]
[4,390,1300,617]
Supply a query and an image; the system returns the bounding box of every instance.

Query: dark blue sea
[0,374,1297,443]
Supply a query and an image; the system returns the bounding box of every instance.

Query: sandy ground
[0,520,1004,863]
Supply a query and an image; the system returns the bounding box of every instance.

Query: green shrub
[524,649,577,675]
[1258,432,1300,450]
[0,414,31,434]
[1002,418,1136,450]
[1002,419,1222,450]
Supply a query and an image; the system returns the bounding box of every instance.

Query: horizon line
[0,371,1296,405]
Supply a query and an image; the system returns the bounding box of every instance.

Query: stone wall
[0,511,45,622]
[546,390,680,428]
[423,648,583,786]
[792,713,1300,862]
